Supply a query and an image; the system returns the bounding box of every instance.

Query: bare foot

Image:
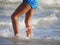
[26,29,33,38]
[15,33,21,39]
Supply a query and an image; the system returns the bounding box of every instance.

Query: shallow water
[0,37,60,45]
[0,1,60,45]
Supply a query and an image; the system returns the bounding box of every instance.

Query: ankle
[26,26,32,30]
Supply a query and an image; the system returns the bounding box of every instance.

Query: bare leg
[25,9,36,38]
[11,2,31,36]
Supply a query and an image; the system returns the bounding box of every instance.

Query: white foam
[41,0,55,5]
[32,14,58,28]
[0,0,22,2]
[0,20,25,29]
[0,22,12,27]
[0,0,60,5]
[46,36,60,40]
[40,0,60,5]
[39,14,57,22]
[0,29,10,37]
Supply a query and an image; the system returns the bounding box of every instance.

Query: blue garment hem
[23,0,39,9]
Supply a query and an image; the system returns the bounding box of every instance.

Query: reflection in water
[13,39,32,45]
[0,37,60,45]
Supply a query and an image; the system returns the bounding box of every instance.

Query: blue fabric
[23,0,39,9]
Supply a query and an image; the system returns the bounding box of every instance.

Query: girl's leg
[11,2,31,36]
[25,9,36,38]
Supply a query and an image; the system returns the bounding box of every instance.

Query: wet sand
[0,37,60,45]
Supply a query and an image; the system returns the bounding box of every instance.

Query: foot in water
[14,33,22,39]
[14,33,33,39]
[26,29,33,38]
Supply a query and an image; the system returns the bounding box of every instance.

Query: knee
[11,15,18,20]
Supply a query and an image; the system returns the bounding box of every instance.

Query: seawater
[0,1,60,40]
